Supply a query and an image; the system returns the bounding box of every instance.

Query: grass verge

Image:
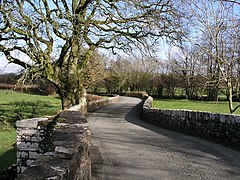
[153,99,240,114]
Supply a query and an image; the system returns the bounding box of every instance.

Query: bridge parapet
[16,95,119,179]
[142,96,240,150]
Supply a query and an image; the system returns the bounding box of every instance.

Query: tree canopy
[0,0,181,109]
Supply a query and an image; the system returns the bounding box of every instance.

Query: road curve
[87,96,240,180]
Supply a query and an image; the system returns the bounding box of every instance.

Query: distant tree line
[0,73,57,95]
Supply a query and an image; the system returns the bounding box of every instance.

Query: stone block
[50,166,66,174]
[17,151,21,158]
[53,141,65,146]
[46,176,58,180]
[31,136,42,142]
[202,112,208,121]
[17,142,39,151]
[26,136,32,142]
[20,166,27,173]
[225,114,235,124]
[44,152,55,157]
[55,146,74,159]
[17,166,21,174]
[29,152,39,159]
[235,115,240,123]
[219,115,226,123]
[214,113,220,120]
[27,160,34,166]
[20,151,29,158]
[39,130,45,133]
[179,110,184,118]
[17,135,25,142]
[17,129,39,136]
[16,118,48,129]
[209,113,216,120]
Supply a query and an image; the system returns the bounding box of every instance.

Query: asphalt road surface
[87,96,240,180]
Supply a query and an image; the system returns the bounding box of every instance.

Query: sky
[0,57,22,74]
[1,0,238,74]
[0,42,170,74]
[0,0,174,74]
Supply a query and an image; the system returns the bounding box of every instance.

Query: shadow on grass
[0,147,16,171]
[0,147,17,180]
[0,100,60,124]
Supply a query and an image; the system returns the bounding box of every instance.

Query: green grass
[153,99,240,114]
[0,90,61,125]
[0,90,61,170]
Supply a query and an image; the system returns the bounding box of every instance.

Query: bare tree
[217,0,240,5]
[183,0,240,113]
[169,46,199,99]
[81,50,107,93]
[0,0,181,109]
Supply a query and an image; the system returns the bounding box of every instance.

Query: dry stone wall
[142,96,240,150]
[87,95,119,112]
[16,111,91,180]
[68,94,119,113]
[16,117,55,174]
[16,95,119,179]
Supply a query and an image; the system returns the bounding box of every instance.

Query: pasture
[153,99,240,114]
[0,90,61,170]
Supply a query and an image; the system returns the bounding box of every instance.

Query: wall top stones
[68,94,119,114]
[143,96,153,109]
[143,96,240,124]
[16,117,51,129]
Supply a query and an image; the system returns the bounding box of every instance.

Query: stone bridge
[16,96,240,179]
[88,96,240,180]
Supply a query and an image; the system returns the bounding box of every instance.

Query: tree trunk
[227,81,234,114]
[60,88,86,110]
[207,86,218,101]
[49,78,86,110]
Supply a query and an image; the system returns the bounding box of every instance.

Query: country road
[87,96,240,180]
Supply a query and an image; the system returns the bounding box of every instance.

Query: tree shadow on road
[125,99,240,173]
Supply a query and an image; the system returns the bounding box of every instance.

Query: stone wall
[68,95,119,113]
[125,92,148,98]
[87,95,119,112]
[142,96,240,150]
[16,110,91,180]
[16,95,119,179]
[16,117,55,174]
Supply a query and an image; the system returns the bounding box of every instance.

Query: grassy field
[0,90,61,170]
[153,99,240,114]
